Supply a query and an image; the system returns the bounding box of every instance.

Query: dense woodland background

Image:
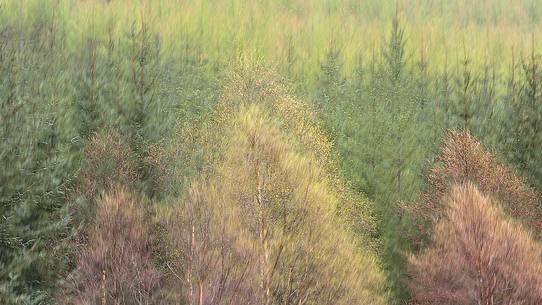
[1,0,542,304]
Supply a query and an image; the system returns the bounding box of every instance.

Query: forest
[1,0,542,304]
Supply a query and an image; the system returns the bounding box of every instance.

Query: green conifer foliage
[310,15,436,302]
[505,41,542,191]
[314,44,347,137]
[0,12,77,304]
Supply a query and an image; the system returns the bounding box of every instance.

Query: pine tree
[379,10,424,205]
[72,37,102,141]
[475,60,498,142]
[314,44,347,137]
[506,38,542,191]
[454,52,475,130]
[338,51,376,194]
[433,53,452,141]
[0,15,77,304]
[127,19,161,145]
[335,13,432,303]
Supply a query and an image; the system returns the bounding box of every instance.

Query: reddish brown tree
[409,183,542,305]
[64,188,161,305]
[407,129,541,247]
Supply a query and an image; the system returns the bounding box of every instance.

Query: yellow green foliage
[155,63,374,233]
[217,60,333,165]
[160,65,386,304]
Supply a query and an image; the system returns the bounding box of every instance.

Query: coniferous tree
[497,49,521,158]
[0,15,77,304]
[475,61,498,142]
[327,14,434,303]
[360,48,386,197]
[114,18,164,197]
[454,52,475,130]
[127,19,162,145]
[379,10,424,205]
[414,43,432,117]
[432,54,453,146]
[314,44,347,136]
[72,37,102,141]
[338,52,375,193]
[505,40,542,191]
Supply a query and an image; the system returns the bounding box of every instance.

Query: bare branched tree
[409,183,542,305]
[164,96,387,305]
[64,188,161,305]
[406,129,541,248]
